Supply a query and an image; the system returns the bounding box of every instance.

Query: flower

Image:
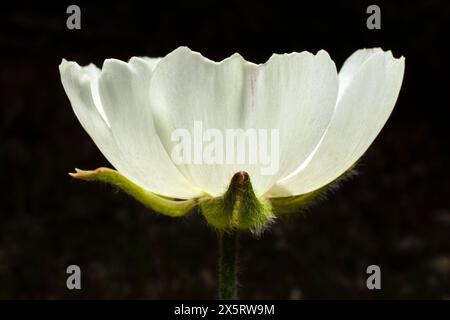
[60,47,404,232]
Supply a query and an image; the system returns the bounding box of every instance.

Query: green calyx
[69,166,355,232]
[70,168,275,232]
[200,171,274,233]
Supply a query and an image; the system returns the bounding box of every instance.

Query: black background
[0,0,449,299]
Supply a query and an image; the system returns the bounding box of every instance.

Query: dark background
[0,0,449,299]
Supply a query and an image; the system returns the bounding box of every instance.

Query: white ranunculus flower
[60,46,404,231]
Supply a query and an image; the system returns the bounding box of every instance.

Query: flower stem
[218,230,238,299]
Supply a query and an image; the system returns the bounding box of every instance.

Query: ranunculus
[60,47,404,232]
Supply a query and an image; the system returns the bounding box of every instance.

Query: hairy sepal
[69,167,197,217]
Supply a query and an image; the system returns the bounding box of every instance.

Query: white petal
[97,58,202,198]
[338,48,382,94]
[149,48,252,196]
[59,60,127,174]
[253,51,338,193]
[149,47,338,197]
[271,49,405,197]
[129,56,161,73]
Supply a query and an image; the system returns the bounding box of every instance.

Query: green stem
[218,230,238,299]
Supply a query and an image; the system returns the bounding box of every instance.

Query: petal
[149,47,338,197]
[271,49,405,197]
[338,48,383,94]
[253,51,338,192]
[59,59,128,175]
[149,47,250,197]
[97,58,202,199]
[129,56,162,72]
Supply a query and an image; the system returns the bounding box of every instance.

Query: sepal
[269,165,357,215]
[269,188,324,215]
[69,167,197,217]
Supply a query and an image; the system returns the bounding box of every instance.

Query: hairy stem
[218,230,238,299]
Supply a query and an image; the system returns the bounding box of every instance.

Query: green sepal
[69,167,198,217]
[269,187,324,216]
[199,172,274,233]
[269,164,358,216]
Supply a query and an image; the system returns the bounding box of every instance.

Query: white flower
[60,47,404,230]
